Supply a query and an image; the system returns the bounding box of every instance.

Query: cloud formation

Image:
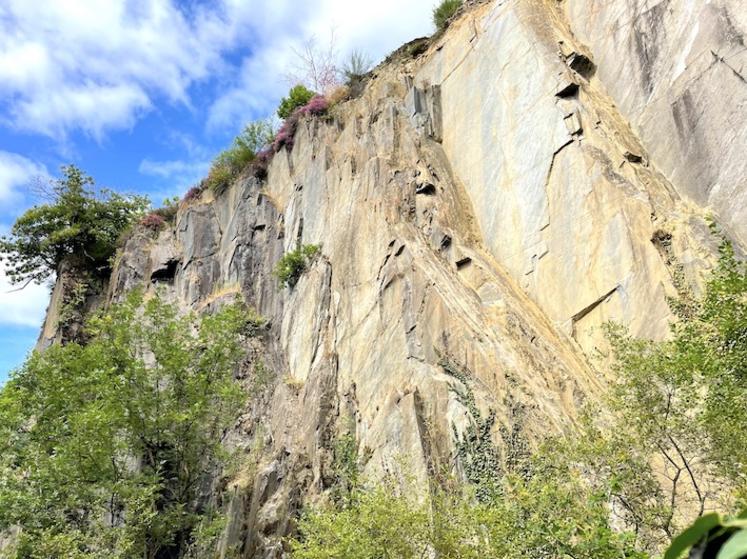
[0,267,51,328]
[0,0,436,140]
[0,151,48,203]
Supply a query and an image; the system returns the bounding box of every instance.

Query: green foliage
[273,244,320,288]
[0,165,149,285]
[665,510,747,559]
[432,0,462,31]
[292,241,747,559]
[0,291,253,558]
[277,85,315,120]
[330,433,360,507]
[291,461,646,559]
[206,119,275,194]
[603,240,747,526]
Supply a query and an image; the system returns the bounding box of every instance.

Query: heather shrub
[273,112,300,153]
[274,244,320,288]
[299,95,329,117]
[205,119,275,194]
[183,185,204,203]
[277,85,315,119]
[140,212,167,231]
[433,0,462,31]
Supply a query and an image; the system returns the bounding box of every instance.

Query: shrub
[183,185,204,203]
[299,95,329,117]
[277,84,315,119]
[272,112,300,153]
[433,0,462,31]
[273,244,320,288]
[0,165,149,285]
[205,119,275,195]
[327,85,351,107]
[140,212,166,231]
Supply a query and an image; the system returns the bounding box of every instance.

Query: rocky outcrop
[40,1,745,556]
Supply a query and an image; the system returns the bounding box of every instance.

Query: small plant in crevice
[273,244,321,288]
[441,358,502,502]
[432,0,462,31]
[330,432,360,507]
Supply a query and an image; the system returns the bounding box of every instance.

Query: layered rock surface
[38,0,746,556]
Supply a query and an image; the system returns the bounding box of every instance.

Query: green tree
[277,85,315,120]
[0,290,255,558]
[0,165,149,286]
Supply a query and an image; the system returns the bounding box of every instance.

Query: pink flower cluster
[140,212,166,231]
[182,186,203,203]
[298,95,329,117]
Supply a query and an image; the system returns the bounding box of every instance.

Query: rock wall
[41,0,746,556]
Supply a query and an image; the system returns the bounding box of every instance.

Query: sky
[0,0,436,381]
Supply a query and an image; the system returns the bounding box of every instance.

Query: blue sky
[0,0,435,381]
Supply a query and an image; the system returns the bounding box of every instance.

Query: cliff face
[38,0,746,556]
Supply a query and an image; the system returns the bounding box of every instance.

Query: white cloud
[0,151,48,203]
[0,267,50,328]
[0,0,273,139]
[207,0,436,130]
[0,0,437,139]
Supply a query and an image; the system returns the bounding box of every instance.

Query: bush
[299,95,329,117]
[205,119,275,194]
[433,0,462,31]
[140,212,166,231]
[273,244,320,288]
[277,84,315,119]
[272,112,301,153]
[183,185,204,203]
[0,165,149,285]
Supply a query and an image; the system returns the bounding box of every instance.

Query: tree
[0,290,256,558]
[285,33,340,93]
[277,85,316,120]
[0,165,149,286]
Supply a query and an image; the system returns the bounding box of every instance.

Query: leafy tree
[277,85,315,120]
[0,165,149,286]
[0,291,255,558]
[432,0,462,31]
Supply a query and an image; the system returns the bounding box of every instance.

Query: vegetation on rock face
[0,165,148,285]
[0,291,255,558]
[291,241,747,558]
[277,85,316,120]
[274,244,320,288]
[433,0,462,31]
[205,119,275,194]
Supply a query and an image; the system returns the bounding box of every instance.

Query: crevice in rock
[570,285,619,338]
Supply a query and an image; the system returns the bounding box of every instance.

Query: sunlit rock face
[39,0,745,556]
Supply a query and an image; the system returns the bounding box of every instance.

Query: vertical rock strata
[39,0,746,556]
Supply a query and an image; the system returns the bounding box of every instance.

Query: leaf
[665,513,723,559]
[717,529,747,559]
